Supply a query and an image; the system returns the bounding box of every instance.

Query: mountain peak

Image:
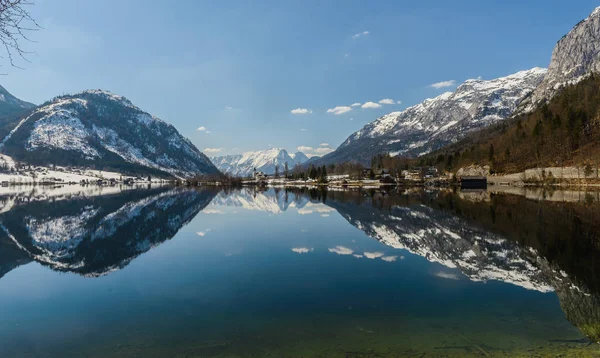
[530,6,600,106]
[0,89,219,178]
[313,67,546,165]
[211,147,310,177]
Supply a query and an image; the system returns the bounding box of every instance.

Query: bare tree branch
[0,0,40,70]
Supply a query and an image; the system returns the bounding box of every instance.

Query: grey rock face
[530,7,600,106]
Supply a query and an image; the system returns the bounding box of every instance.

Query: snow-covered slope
[0,90,219,178]
[312,68,546,165]
[528,7,600,108]
[211,148,310,177]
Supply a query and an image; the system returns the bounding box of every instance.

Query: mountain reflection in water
[0,185,599,356]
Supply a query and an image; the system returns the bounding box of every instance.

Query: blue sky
[1,0,598,157]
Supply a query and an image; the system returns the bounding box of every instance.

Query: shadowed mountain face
[0,187,218,277]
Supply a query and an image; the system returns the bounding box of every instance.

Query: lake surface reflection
[0,186,599,357]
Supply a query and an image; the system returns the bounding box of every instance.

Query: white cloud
[349,117,354,121]
[430,80,456,89]
[203,209,225,214]
[292,247,313,254]
[350,102,361,107]
[352,30,370,39]
[364,251,384,259]
[315,147,334,155]
[319,143,329,147]
[353,254,364,258]
[361,101,382,109]
[196,231,207,237]
[327,106,353,115]
[300,128,308,132]
[291,108,312,115]
[378,98,395,105]
[397,100,402,104]
[381,256,398,262]
[316,207,334,213]
[196,126,208,132]
[204,148,224,154]
[434,271,460,280]
[297,208,314,215]
[321,214,330,217]
[329,246,354,255]
[297,145,314,152]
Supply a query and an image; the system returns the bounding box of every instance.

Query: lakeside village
[238,166,487,189]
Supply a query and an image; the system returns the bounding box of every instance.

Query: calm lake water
[0,185,599,357]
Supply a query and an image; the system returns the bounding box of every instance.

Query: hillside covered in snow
[0,90,220,178]
[311,68,546,166]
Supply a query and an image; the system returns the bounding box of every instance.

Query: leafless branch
[0,0,40,70]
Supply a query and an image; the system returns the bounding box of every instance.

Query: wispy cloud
[352,30,370,39]
[203,209,225,214]
[329,246,354,255]
[361,101,381,109]
[300,128,308,132]
[364,251,385,259]
[204,148,224,154]
[197,126,208,132]
[350,102,361,107]
[297,145,314,152]
[291,108,312,115]
[292,247,314,254]
[381,256,398,262]
[378,98,395,105]
[430,80,456,89]
[315,147,334,155]
[327,106,353,115]
[319,143,329,147]
[434,271,460,280]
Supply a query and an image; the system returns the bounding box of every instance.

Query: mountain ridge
[0,89,220,178]
[211,148,311,177]
[310,67,546,166]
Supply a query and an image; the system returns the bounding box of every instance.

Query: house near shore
[253,170,268,180]
[402,170,422,181]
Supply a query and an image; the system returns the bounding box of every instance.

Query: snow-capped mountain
[529,7,600,108]
[312,68,546,166]
[211,148,310,177]
[0,90,220,178]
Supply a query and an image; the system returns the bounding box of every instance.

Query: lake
[0,185,599,357]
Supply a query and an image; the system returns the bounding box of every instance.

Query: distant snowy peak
[312,67,546,165]
[0,90,219,178]
[530,6,600,106]
[211,148,310,177]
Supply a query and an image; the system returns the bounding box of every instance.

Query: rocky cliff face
[529,7,600,107]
